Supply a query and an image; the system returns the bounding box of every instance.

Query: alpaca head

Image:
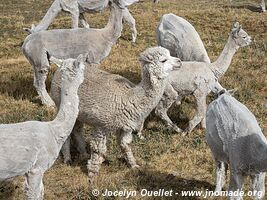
[139,46,182,84]
[231,22,252,47]
[50,55,85,87]
[23,24,36,35]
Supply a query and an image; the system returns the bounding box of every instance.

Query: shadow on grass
[0,181,17,200]
[135,168,214,200]
[0,67,56,105]
[0,77,36,101]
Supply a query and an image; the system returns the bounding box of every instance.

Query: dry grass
[0,0,266,199]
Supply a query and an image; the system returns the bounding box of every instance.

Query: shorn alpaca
[25,0,138,42]
[22,0,126,107]
[51,47,182,175]
[157,13,210,63]
[0,55,85,199]
[206,93,266,200]
[230,0,266,12]
[147,22,251,135]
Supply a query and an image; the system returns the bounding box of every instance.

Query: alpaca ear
[23,24,35,35]
[112,0,126,8]
[86,51,97,64]
[50,56,63,68]
[232,22,241,37]
[74,54,86,70]
[76,54,84,63]
[139,54,154,64]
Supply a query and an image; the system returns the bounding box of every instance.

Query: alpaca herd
[0,0,266,199]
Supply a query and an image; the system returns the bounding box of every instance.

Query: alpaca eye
[242,36,247,39]
[161,59,167,63]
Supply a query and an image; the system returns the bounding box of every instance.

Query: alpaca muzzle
[172,58,182,70]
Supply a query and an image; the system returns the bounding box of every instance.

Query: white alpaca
[25,0,138,42]
[206,93,266,200]
[157,13,210,63]
[50,47,182,175]
[22,0,125,107]
[0,55,85,200]
[145,22,251,136]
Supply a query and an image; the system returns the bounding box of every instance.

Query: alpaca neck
[103,4,123,44]
[33,0,61,32]
[210,35,239,79]
[51,84,80,148]
[134,69,167,117]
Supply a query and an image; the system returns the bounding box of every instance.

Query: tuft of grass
[0,0,266,199]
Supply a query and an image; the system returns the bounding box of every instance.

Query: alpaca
[206,93,266,200]
[22,0,125,107]
[157,13,210,63]
[147,22,251,136]
[50,47,182,175]
[230,0,266,12]
[0,55,85,199]
[24,0,138,42]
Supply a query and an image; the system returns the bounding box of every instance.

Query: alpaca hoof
[84,24,90,29]
[131,164,140,169]
[173,125,182,133]
[137,132,145,140]
[175,100,181,106]
[139,135,145,140]
[201,123,206,129]
[88,171,97,179]
[63,158,72,165]
[79,152,89,160]
[181,130,189,136]
[42,98,56,107]
[167,124,182,133]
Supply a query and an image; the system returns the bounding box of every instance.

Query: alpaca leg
[79,13,90,28]
[33,62,55,107]
[215,161,227,192]
[250,172,265,200]
[155,85,182,133]
[118,130,139,168]
[228,173,244,200]
[72,121,89,160]
[24,169,44,200]
[87,129,107,178]
[70,9,79,28]
[61,136,72,164]
[122,8,137,43]
[136,122,145,140]
[33,0,62,33]
[200,98,207,129]
[60,0,79,28]
[183,92,206,135]
[261,0,266,12]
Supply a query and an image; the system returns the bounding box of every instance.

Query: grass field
[0,0,266,199]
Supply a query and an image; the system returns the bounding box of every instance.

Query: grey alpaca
[50,47,182,176]
[22,0,125,107]
[230,0,266,12]
[157,13,210,63]
[25,0,138,42]
[0,55,85,200]
[145,22,251,136]
[206,93,266,200]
